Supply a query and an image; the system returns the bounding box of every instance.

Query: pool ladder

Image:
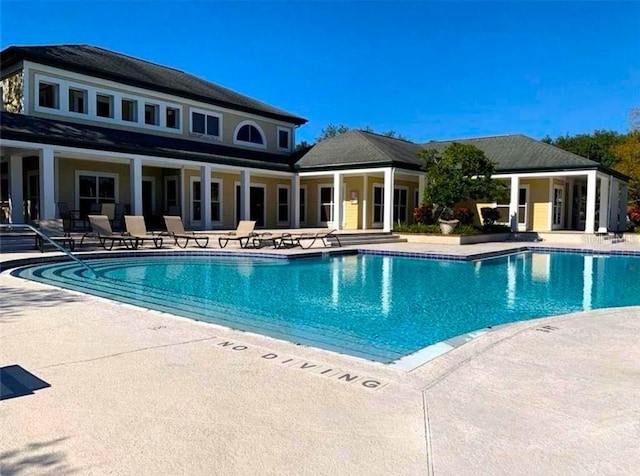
[0,223,96,278]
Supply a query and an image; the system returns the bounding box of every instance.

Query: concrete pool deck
[1,241,639,475]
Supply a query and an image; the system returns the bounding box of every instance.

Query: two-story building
[1,44,306,230]
[0,44,630,235]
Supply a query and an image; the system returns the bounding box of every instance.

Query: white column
[598,175,610,232]
[240,170,251,222]
[39,147,56,219]
[383,167,394,232]
[585,171,597,233]
[547,178,554,231]
[179,167,186,223]
[291,174,300,228]
[332,172,342,230]
[361,174,368,230]
[509,176,520,232]
[418,174,426,206]
[200,165,212,230]
[619,183,628,231]
[9,155,23,223]
[608,179,619,231]
[130,157,143,216]
[566,178,574,229]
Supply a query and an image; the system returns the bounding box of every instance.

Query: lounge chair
[249,232,291,249]
[124,216,163,249]
[87,215,138,250]
[218,220,257,248]
[57,201,85,233]
[162,215,209,248]
[35,219,75,252]
[279,229,341,249]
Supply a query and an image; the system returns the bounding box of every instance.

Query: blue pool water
[12,252,640,363]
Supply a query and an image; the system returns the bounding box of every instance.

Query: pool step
[330,232,407,247]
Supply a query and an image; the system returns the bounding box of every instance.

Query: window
[393,188,408,223]
[277,186,289,224]
[319,186,333,223]
[191,179,222,223]
[69,88,87,114]
[165,176,179,212]
[122,99,137,122]
[38,82,59,109]
[77,172,117,218]
[96,94,113,118]
[234,121,265,147]
[278,128,290,150]
[191,111,220,137]
[373,184,384,224]
[144,104,159,125]
[299,186,307,224]
[166,107,180,129]
[553,186,564,227]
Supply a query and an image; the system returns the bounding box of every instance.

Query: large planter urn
[438,219,460,235]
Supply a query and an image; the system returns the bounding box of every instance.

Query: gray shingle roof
[295,130,424,170]
[296,131,627,180]
[1,44,307,125]
[420,134,605,173]
[0,112,294,172]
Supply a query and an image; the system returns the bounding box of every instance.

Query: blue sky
[1,1,639,145]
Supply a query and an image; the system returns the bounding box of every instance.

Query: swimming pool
[12,252,640,363]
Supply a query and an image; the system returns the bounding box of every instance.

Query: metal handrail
[0,223,96,278]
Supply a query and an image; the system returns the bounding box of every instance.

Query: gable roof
[0,112,295,172]
[295,130,424,171]
[1,44,307,125]
[296,131,628,180]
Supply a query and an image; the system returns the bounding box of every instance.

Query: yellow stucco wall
[57,158,131,208]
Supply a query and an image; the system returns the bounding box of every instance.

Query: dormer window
[38,82,59,109]
[234,121,266,148]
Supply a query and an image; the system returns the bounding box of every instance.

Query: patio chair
[87,215,139,250]
[124,215,163,249]
[249,232,291,249]
[162,215,209,248]
[218,220,257,248]
[279,229,341,249]
[56,201,85,234]
[35,219,75,252]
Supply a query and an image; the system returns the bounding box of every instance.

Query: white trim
[74,169,119,210]
[233,120,267,149]
[317,183,333,226]
[372,183,384,228]
[33,72,183,134]
[25,61,300,130]
[493,170,599,180]
[189,107,222,141]
[276,126,291,151]
[299,184,307,225]
[233,181,266,227]
[0,139,295,177]
[164,175,179,212]
[276,184,290,225]
[518,184,530,231]
[190,176,223,227]
[299,167,390,178]
[552,183,565,230]
[393,186,409,224]
[142,176,156,215]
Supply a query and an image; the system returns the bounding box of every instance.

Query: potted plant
[420,143,505,234]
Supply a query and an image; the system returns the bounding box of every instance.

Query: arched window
[234,121,266,147]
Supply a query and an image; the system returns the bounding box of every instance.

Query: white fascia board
[299,167,391,177]
[24,61,299,129]
[493,170,597,180]
[0,137,294,176]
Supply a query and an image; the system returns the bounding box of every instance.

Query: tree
[316,124,410,142]
[613,107,640,202]
[316,123,351,142]
[294,140,312,152]
[419,143,506,220]
[541,130,626,167]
